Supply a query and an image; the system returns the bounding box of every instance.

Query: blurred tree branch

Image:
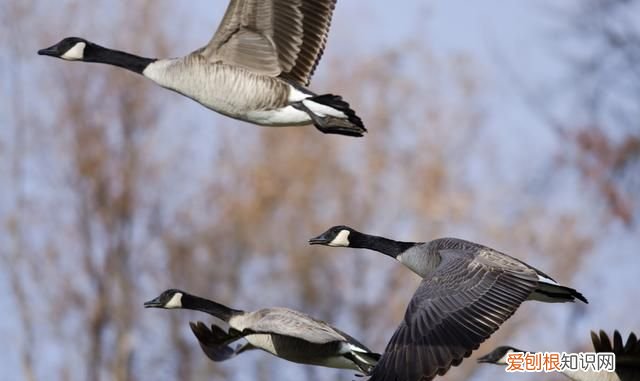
[555,0,640,226]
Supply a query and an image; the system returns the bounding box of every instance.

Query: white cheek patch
[165,293,183,309]
[61,42,86,60]
[329,230,350,247]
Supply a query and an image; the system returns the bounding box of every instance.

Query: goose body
[142,58,306,125]
[144,289,380,374]
[310,225,588,381]
[38,0,366,137]
[478,331,640,381]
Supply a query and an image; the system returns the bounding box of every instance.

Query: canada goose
[38,1,366,137]
[144,289,380,373]
[309,225,588,381]
[478,330,640,381]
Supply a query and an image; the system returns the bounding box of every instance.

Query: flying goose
[144,289,380,373]
[309,225,588,381]
[38,1,366,137]
[478,330,640,381]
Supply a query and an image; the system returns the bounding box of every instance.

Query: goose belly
[143,59,311,126]
[243,334,359,370]
[244,334,279,355]
[244,107,311,126]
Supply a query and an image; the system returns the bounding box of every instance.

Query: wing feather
[189,321,241,362]
[369,254,538,381]
[243,308,348,345]
[200,0,336,84]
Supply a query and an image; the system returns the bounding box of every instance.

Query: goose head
[310,225,419,262]
[477,346,525,365]
[309,225,356,247]
[38,37,89,61]
[144,289,186,309]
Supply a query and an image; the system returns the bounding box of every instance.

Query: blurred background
[1,0,639,380]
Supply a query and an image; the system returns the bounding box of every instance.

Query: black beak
[143,296,163,308]
[38,44,60,57]
[309,232,331,245]
[476,354,493,363]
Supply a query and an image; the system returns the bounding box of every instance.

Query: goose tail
[530,278,588,304]
[294,94,367,137]
[343,343,381,375]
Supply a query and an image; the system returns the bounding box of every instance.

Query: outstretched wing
[200,0,336,85]
[190,321,248,362]
[370,251,538,381]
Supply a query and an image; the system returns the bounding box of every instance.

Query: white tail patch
[497,349,516,365]
[288,86,312,102]
[537,274,559,285]
[347,343,369,353]
[245,106,311,126]
[302,99,347,119]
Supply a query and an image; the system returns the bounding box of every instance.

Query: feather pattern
[144,56,290,115]
[201,0,337,85]
[369,243,540,381]
[231,308,350,344]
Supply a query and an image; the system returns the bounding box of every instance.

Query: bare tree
[551,0,640,226]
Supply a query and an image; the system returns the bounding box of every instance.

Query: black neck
[84,42,156,75]
[182,294,241,322]
[349,230,418,258]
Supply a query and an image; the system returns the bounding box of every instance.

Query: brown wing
[200,0,336,84]
[280,0,337,85]
[369,254,538,381]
